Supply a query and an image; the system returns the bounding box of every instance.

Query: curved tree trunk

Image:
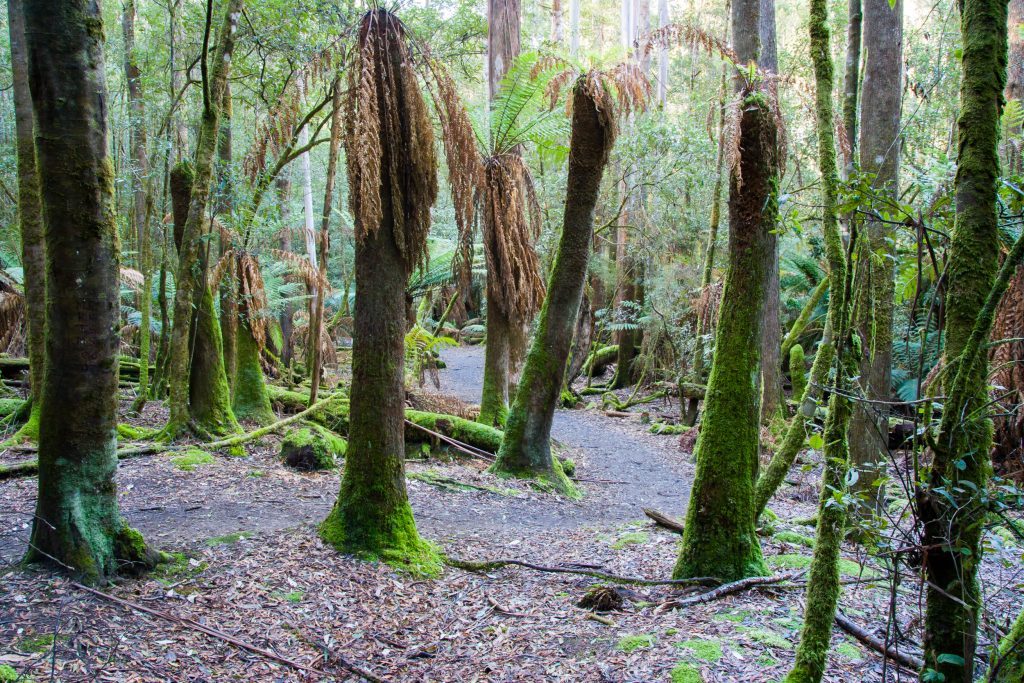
[7,0,45,442]
[492,80,615,494]
[24,0,156,580]
[217,84,237,394]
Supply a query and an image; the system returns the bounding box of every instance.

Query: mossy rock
[460,324,486,344]
[280,424,346,471]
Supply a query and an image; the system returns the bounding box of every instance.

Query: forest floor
[0,345,1021,682]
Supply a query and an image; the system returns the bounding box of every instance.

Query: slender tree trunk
[674,0,777,581]
[217,83,237,393]
[277,174,295,370]
[570,0,581,55]
[758,0,783,423]
[848,0,902,510]
[7,0,45,441]
[480,0,523,425]
[492,80,615,494]
[552,0,564,43]
[24,0,156,580]
[842,0,863,171]
[1006,0,1024,172]
[657,0,669,105]
[918,0,1009,675]
[163,0,243,439]
[785,0,855,676]
[309,78,343,405]
[124,0,153,417]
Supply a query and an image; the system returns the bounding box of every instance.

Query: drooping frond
[268,248,331,290]
[119,267,145,291]
[480,154,546,322]
[638,22,737,64]
[345,9,438,273]
[237,252,270,349]
[490,52,570,155]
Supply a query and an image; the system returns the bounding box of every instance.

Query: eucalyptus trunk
[24,0,157,580]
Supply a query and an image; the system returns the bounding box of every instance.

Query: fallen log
[834,611,924,672]
[655,571,804,611]
[643,507,685,534]
[448,557,720,587]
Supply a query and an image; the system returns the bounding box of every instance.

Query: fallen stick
[642,507,685,534]
[834,611,923,672]
[71,581,388,682]
[655,571,804,611]
[403,419,496,461]
[447,557,720,587]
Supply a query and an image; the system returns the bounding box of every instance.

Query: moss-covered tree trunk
[848,0,902,511]
[492,80,614,494]
[320,10,438,572]
[674,0,777,581]
[168,163,240,437]
[163,0,243,439]
[989,605,1024,681]
[24,0,156,580]
[480,303,513,426]
[232,315,274,424]
[217,84,237,393]
[6,0,45,442]
[918,0,1008,675]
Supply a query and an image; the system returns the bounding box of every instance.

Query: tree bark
[492,80,615,494]
[217,83,237,394]
[277,174,296,370]
[674,0,776,581]
[7,0,45,441]
[24,0,156,580]
[919,0,1008,675]
[848,0,902,510]
[163,0,243,439]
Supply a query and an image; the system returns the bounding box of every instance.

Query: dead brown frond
[406,388,479,420]
[119,267,145,291]
[345,9,437,273]
[695,280,723,334]
[600,62,652,117]
[638,22,737,64]
[0,274,25,356]
[480,154,546,323]
[269,248,331,291]
[237,252,270,349]
[290,313,338,367]
[425,60,483,287]
[208,248,238,290]
[991,264,1024,477]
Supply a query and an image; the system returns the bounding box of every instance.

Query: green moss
[774,530,816,548]
[583,344,618,376]
[205,530,252,546]
[280,425,345,471]
[558,457,576,477]
[665,628,679,636]
[714,609,752,623]
[612,532,649,549]
[170,448,214,471]
[0,664,23,682]
[406,409,503,452]
[273,590,304,603]
[117,423,157,440]
[616,634,656,653]
[789,344,807,398]
[743,627,793,650]
[0,398,25,417]
[835,642,862,661]
[153,551,208,585]
[247,469,265,478]
[670,662,703,683]
[767,553,872,577]
[18,633,59,653]
[232,320,275,425]
[676,639,723,662]
[650,422,692,435]
[407,470,518,496]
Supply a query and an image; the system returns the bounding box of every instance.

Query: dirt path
[0,346,693,562]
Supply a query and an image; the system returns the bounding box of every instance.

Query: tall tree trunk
[570,0,581,55]
[842,0,863,170]
[309,78,343,405]
[163,0,244,439]
[320,10,438,572]
[552,0,564,43]
[674,0,777,581]
[758,0,783,423]
[217,83,237,394]
[492,79,615,494]
[657,0,669,105]
[24,0,157,580]
[7,0,45,442]
[918,0,1009,675]
[784,0,855,677]
[124,0,153,417]
[277,173,295,370]
[170,0,188,158]
[848,0,902,510]
[1005,0,1024,172]
[480,0,523,425]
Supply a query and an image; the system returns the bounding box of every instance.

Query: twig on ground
[834,611,924,672]
[655,571,805,612]
[447,557,720,587]
[403,420,496,461]
[70,581,389,683]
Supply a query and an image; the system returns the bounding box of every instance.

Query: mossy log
[582,344,618,376]
[0,357,154,382]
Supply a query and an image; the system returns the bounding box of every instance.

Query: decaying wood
[834,611,924,671]
[448,557,720,587]
[655,571,804,611]
[642,507,685,534]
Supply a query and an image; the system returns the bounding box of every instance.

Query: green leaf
[808,434,824,450]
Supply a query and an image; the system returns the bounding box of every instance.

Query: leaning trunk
[492,79,615,494]
[24,0,155,580]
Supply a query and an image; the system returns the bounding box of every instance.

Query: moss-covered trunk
[7,0,45,442]
[24,0,155,580]
[492,81,614,494]
[320,10,438,572]
[989,605,1024,681]
[918,0,1008,675]
[232,315,274,424]
[784,0,854,677]
[162,0,243,439]
[217,85,237,393]
[674,32,778,579]
[479,304,513,427]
